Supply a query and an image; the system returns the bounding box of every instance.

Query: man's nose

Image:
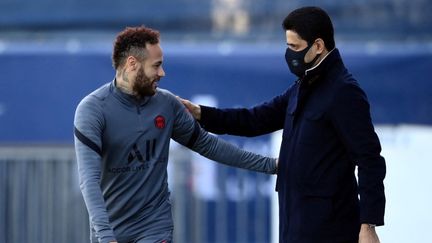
[158,66,165,77]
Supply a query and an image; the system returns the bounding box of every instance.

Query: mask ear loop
[302,44,323,79]
[305,39,323,69]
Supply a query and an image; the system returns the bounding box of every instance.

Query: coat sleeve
[329,82,386,226]
[74,97,117,243]
[199,90,290,137]
[170,95,277,174]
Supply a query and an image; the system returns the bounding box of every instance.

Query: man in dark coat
[180,6,386,243]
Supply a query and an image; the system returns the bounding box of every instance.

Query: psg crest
[154,115,165,129]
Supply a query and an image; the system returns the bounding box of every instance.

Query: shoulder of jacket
[77,83,111,111]
[156,88,174,98]
[154,88,178,104]
[89,82,112,100]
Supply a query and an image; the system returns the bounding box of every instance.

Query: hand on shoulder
[176,96,201,120]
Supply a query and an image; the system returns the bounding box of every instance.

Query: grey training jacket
[74,80,276,243]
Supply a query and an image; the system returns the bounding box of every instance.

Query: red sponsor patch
[154,115,165,129]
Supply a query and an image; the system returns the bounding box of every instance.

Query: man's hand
[177,96,202,120]
[359,224,380,243]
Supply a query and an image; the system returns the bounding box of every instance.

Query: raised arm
[74,97,117,243]
[179,89,290,137]
[173,95,277,173]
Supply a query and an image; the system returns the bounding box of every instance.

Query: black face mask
[285,43,320,78]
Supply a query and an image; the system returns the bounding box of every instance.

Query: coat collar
[288,48,344,115]
[300,48,342,86]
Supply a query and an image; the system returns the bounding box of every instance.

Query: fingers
[176,96,191,107]
[177,96,194,111]
[176,95,201,120]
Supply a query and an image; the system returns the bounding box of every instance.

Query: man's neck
[115,73,134,96]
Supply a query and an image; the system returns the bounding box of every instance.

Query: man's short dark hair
[282,6,335,50]
[112,26,160,70]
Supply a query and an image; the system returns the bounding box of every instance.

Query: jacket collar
[300,48,341,86]
[111,79,151,107]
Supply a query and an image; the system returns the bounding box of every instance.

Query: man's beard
[133,67,157,97]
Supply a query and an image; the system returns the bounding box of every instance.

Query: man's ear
[315,38,326,54]
[126,56,138,71]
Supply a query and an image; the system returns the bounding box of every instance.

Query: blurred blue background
[0,0,431,242]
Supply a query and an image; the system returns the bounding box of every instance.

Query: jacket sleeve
[329,83,386,226]
[199,90,289,136]
[74,97,117,243]
[171,96,277,174]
